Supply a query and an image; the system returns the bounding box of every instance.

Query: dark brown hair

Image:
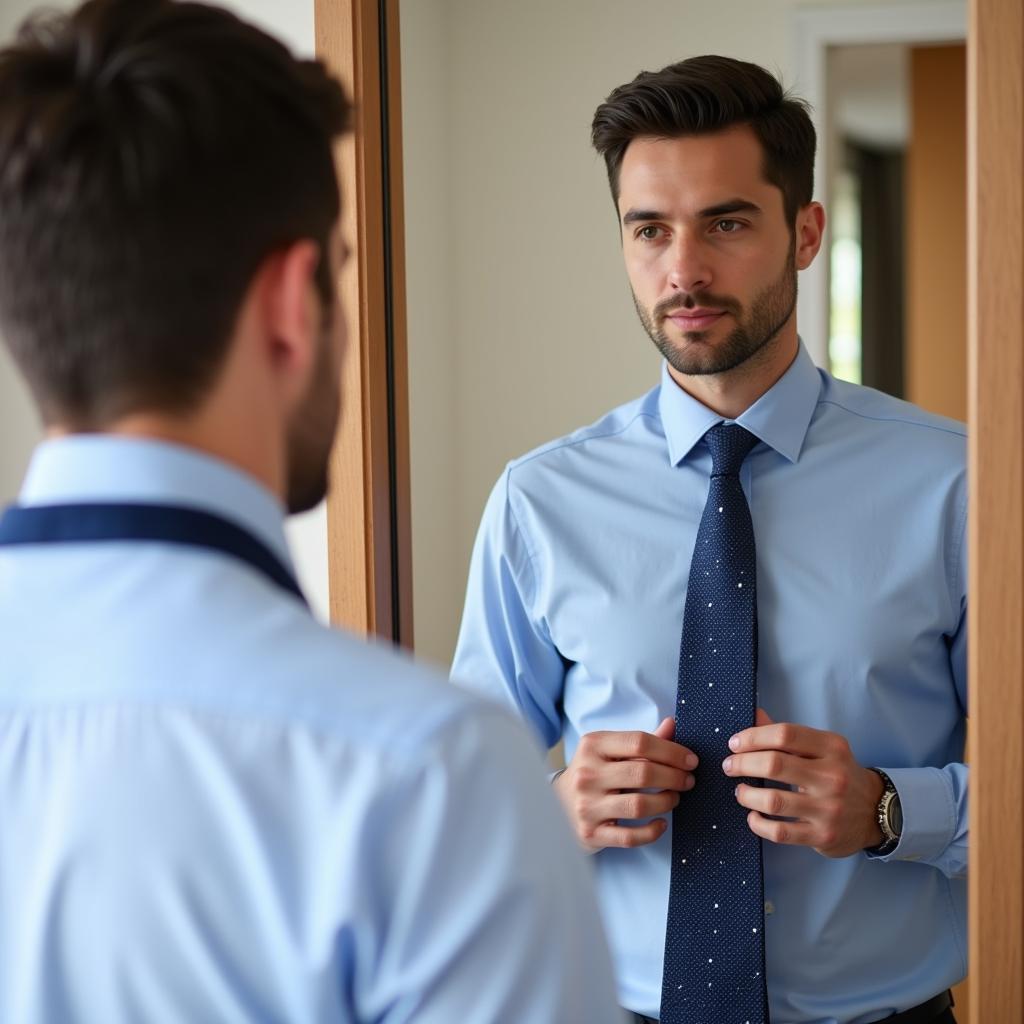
[591,55,815,224]
[0,0,349,427]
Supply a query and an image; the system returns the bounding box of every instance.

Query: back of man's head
[0,0,349,430]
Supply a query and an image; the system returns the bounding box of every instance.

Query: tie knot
[705,423,758,477]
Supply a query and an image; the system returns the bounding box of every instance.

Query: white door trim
[788,1,967,367]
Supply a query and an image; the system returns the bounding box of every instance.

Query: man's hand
[553,717,697,853]
[723,709,885,858]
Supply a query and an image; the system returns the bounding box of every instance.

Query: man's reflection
[452,54,966,1024]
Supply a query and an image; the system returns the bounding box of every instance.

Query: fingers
[603,758,693,793]
[601,788,682,822]
[567,785,683,852]
[745,810,817,847]
[733,781,815,820]
[653,716,676,739]
[569,786,679,851]
[576,728,697,771]
[736,782,865,856]
[589,818,670,849]
[722,749,817,790]
[562,722,695,852]
[754,707,774,728]
[729,720,848,760]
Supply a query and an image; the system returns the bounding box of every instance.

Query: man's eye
[638,225,663,241]
[715,219,742,233]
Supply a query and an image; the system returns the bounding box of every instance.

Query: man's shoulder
[190,609,517,762]
[816,374,966,453]
[1,566,515,772]
[502,384,661,487]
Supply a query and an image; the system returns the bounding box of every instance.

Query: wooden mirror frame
[315,0,413,647]
[968,0,1024,1016]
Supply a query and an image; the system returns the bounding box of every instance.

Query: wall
[0,0,330,619]
[401,0,954,666]
[0,0,43,503]
[400,0,460,670]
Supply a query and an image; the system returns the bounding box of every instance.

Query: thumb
[755,707,775,727]
[653,716,676,739]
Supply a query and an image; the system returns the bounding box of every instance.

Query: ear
[794,201,826,271]
[260,239,322,405]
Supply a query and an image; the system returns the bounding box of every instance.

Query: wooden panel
[315,0,413,645]
[968,0,1024,1021]
[906,45,967,421]
[906,41,971,1019]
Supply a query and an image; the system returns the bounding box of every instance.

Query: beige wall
[401,0,460,669]
[0,0,331,619]
[401,0,956,666]
[0,2,69,506]
[0,348,38,506]
[0,0,43,500]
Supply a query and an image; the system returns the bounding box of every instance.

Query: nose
[666,232,712,293]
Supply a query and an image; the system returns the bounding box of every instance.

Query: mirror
[398,0,969,1014]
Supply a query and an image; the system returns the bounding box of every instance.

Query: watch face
[889,792,903,837]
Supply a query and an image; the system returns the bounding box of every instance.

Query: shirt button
[764,900,775,915]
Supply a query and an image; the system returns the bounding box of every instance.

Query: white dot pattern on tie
[660,424,768,1024]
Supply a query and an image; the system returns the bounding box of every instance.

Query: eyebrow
[699,199,762,219]
[622,209,667,226]
[621,198,762,226]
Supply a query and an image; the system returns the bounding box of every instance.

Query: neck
[48,406,285,502]
[666,326,799,419]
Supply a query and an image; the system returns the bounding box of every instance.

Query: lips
[666,310,726,331]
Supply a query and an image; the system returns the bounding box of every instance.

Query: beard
[634,237,798,377]
[284,321,340,515]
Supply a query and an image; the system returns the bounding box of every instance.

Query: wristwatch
[865,767,902,855]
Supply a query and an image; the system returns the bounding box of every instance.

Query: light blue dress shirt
[452,345,967,1024]
[0,436,623,1024]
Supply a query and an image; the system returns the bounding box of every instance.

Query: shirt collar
[17,435,293,567]
[658,341,822,466]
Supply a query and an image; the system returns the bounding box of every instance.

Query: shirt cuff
[866,766,956,863]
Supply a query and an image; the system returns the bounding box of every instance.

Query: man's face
[284,229,347,515]
[617,127,798,378]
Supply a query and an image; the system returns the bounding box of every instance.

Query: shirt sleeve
[359,707,625,1024]
[872,493,968,880]
[450,469,568,750]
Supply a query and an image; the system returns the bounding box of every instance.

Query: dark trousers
[631,1017,955,1024]
[630,989,955,1024]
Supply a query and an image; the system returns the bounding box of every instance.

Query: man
[453,56,966,1024]
[0,2,622,1020]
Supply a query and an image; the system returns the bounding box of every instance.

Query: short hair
[591,55,816,224]
[0,0,350,427]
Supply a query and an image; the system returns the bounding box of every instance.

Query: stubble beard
[285,322,340,515]
[635,239,798,378]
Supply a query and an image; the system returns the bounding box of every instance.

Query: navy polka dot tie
[660,423,768,1024]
